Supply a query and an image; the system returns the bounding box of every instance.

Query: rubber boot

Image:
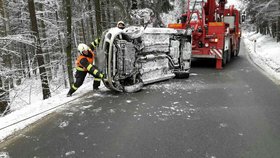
[93,80,101,90]
[67,87,76,97]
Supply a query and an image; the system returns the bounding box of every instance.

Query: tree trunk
[106,0,112,28]
[94,0,102,37]
[101,1,107,29]
[260,21,264,34]
[278,18,280,42]
[278,1,280,42]
[112,3,117,24]
[19,3,31,78]
[257,22,260,33]
[21,44,27,78]
[26,47,32,78]
[81,18,86,43]
[126,0,131,24]
[0,88,9,115]
[0,0,10,114]
[28,0,51,100]
[38,2,52,81]
[272,22,276,38]
[55,9,67,88]
[24,44,31,78]
[88,0,95,40]
[1,0,13,90]
[267,24,270,36]
[65,0,74,86]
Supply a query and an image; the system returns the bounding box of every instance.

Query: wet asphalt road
[1,40,280,158]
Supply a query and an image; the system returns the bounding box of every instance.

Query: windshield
[189,0,206,10]
[188,0,204,19]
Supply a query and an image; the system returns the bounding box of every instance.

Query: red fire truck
[168,0,241,69]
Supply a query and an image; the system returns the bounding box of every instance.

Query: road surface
[1,40,280,158]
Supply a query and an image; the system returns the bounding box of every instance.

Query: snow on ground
[243,31,280,84]
[0,76,107,142]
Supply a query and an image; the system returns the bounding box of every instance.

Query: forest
[0,0,279,114]
[244,0,280,41]
[0,0,174,114]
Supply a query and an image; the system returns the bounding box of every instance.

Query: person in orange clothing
[67,43,105,97]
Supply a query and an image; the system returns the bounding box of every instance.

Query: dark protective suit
[67,49,104,97]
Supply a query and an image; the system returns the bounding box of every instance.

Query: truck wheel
[175,71,190,79]
[222,51,227,66]
[235,39,240,57]
[227,45,231,63]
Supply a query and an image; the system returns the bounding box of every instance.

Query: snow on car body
[96,26,192,92]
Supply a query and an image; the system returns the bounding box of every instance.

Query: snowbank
[243,31,280,84]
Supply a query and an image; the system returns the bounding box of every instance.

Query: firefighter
[117,21,125,29]
[67,43,105,97]
[116,20,133,42]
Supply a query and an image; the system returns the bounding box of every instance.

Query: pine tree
[28,0,51,99]
[65,0,74,86]
[277,0,280,42]
[0,0,9,114]
[94,0,102,37]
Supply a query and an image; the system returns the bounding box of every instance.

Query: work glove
[99,72,106,79]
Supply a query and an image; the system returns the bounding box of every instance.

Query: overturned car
[96,26,192,92]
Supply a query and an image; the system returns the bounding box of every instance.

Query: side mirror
[177,18,180,23]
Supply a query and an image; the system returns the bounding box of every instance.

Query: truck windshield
[189,0,204,18]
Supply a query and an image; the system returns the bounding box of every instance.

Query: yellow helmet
[77,43,89,54]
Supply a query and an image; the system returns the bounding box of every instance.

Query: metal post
[254,39,257,53]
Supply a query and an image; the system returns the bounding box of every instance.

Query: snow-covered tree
[244,0,280,42]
